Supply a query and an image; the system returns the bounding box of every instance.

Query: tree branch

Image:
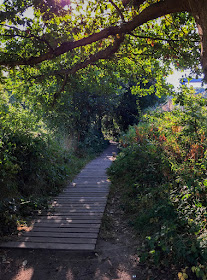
[108,0,126,22]
[0,24,54,51]
[32,35,125,80]
[57,35,125,76]
[52,74,68,106]
[0,0,190,67]
[129,32,199,43]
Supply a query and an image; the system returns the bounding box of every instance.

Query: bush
[0,91,94,237]
[77,127,109,155]
[108,88,207,278]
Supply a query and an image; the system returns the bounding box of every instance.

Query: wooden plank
[64,187,109,189]
[51,204,106,208]
[57,195,108,198]
[49,208,105,213]
[56,197,107,200]
[46,208,104,213]
[59,191,108,194]
[53,198,106,202]
[33,222,100,228]
[73,180,109,183]
[38,215,102,220]
[31,227,99,233]
[51,205,105,209]
[21,231,97,238]
[44,210,103,215]
[0,242,95,250]
[49,205,104,209]
[66,188,109,190]
[57,195,107,198]
[19,236,96,244]
[61,187,109,195]
[51,203,106,207]
[52,201,106,206]
[68,183,109,186]
[50,202,106,206]
[49,205,106,210]
[40,212,102,217]
[79,173,107,175]
[56,199,106,202]
[56,194,107,197]
[35,218,101,224]
[37,218,102,224]
[58,191,108,194]
[46,209,104,213]
[50,207,105,212]
[73,179,109,183]
[54,196,107,199]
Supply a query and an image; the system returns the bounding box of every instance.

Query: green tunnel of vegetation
[0,0,207,278]
[0,68,163,238]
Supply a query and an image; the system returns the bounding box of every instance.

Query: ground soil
[0,186,176,280]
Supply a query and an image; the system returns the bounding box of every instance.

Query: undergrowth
[108,88,207,279]
[0,90,105,238]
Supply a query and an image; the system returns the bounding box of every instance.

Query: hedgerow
[108,87,207,279]
[0,91,95,237]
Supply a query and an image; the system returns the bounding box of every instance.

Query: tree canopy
[0,0,206,92]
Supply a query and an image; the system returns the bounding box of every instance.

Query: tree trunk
[187,0,207,81]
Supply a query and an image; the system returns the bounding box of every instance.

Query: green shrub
[0,91,96,237]
[108,88,207,278]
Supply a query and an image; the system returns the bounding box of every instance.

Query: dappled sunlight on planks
[0,144,118,251]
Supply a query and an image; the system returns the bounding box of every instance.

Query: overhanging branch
[0,0,190,67]
[33,35,125,80]
[108,0,126,22]
[129,32,199,43]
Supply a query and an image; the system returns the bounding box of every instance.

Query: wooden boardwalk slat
[52,201,106,205]
[22,232,97,238]
[35,218,102,224]
[44,209,104,216]
[34,222,101,227]
[0,144,117,251]
[54,197,108,200]
[18,237,97,244]
[40,213,103,218]
[51,205,106,209]
[31,227,99,233]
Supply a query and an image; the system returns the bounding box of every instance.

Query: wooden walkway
[0,144,117,251]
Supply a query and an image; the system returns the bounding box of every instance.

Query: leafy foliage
[108,87,207,278]
[0,0,204,100]
[0,87,97,237]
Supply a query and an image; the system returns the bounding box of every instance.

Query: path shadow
[0,240,144,280]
